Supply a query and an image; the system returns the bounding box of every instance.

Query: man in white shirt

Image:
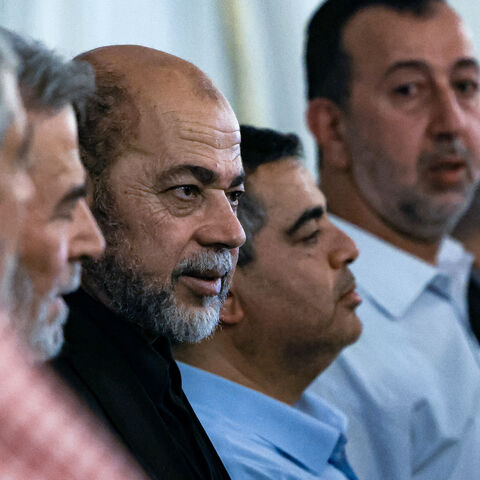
[305,0,480,478]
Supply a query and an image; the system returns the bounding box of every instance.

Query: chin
[337,312,363,349]
[29,297,68,363]
[162,301,221,344]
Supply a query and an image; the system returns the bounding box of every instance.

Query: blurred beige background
[1,0,478,176]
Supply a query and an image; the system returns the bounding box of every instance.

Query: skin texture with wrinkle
[80,46,245,343]
[308,3,480,263]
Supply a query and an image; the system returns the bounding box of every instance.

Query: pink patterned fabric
[0,315,147,479]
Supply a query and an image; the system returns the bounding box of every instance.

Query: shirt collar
[178,362,346,476]
[331,216,472,319]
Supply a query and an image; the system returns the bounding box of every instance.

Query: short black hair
[238,125,303,267]
[306,0,443,105]
[0,28,95,115]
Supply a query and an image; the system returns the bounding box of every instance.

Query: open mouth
[426,157,467,186]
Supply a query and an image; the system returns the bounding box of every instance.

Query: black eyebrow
[188,166,218,184]
[383,60,429,79]
[229,171,245,188]
[454,57,480,72]
[158,165,244,187]
[286,206,325,237]
[158,165,218,185]
[383,57,480,79]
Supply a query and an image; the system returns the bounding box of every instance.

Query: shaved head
[77,45,243,342]
[79,45,221,102]
[76,45,226,180]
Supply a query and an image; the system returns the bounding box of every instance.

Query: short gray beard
[9,262,82,363]
[28,299,67,363]
[82,248,232,343]
[84,176,232,343]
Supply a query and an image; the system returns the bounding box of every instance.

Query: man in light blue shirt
[174,125,362,479]
[305,0,480,478]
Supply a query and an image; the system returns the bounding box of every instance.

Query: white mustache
[173,251,232,279]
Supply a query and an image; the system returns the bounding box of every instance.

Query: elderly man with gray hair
[0,31,33,315]
[0,30,147,479]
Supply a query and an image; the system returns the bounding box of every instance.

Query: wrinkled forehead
[123,98,242,186]
[343,3,476,75]
[136,95,239,151]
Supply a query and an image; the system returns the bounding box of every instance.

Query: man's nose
[194,195,246,250]
[328,226,359,269]
[68,200,105,261]
[428,86,467,142]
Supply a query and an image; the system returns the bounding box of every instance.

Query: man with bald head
[53,45,245,479]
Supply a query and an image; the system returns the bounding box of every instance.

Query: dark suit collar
[60,288,229,479]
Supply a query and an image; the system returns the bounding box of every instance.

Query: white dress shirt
[307,217,480,480]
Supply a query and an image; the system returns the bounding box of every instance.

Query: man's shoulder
[195,400,329,480]
[180,364,347,480]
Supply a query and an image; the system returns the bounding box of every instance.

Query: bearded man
[53,45,245,480]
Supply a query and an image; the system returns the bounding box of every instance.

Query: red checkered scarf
[0,316,147,479]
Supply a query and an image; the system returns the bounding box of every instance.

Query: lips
[338,278,362,309]
[179,270,225,297]
[425,156,469,187]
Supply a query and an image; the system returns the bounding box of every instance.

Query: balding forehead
[77,45,185,69]
[79,46,224,110]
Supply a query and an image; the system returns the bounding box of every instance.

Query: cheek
[119,216,193,277]
[465,118,480,164]
[22,228,68,295]
[351,103,425,176]
[0,183,23,248]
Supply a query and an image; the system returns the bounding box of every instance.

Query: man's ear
[220,289,244,326]
[306,98,350,170]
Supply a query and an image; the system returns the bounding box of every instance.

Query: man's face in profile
[231,159,362,357]
[84,91,246,343]
[0,68,33,310]
[14,105,104,361]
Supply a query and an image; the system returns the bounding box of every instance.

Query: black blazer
[51,289,230,480]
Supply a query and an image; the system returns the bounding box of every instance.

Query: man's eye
[227,190,244,206]
[393,83,419,97]
[301,230,320,245]
[171,185,201,200]
[454,79,479,98]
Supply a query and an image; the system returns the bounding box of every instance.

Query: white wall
[0,0,479,176]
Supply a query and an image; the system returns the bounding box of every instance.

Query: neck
[454,230,480,270]
[321,168,441,265]
[173,332,337,406]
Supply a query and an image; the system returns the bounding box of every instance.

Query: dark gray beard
[83,176,231,343]
[82,249,231,343]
